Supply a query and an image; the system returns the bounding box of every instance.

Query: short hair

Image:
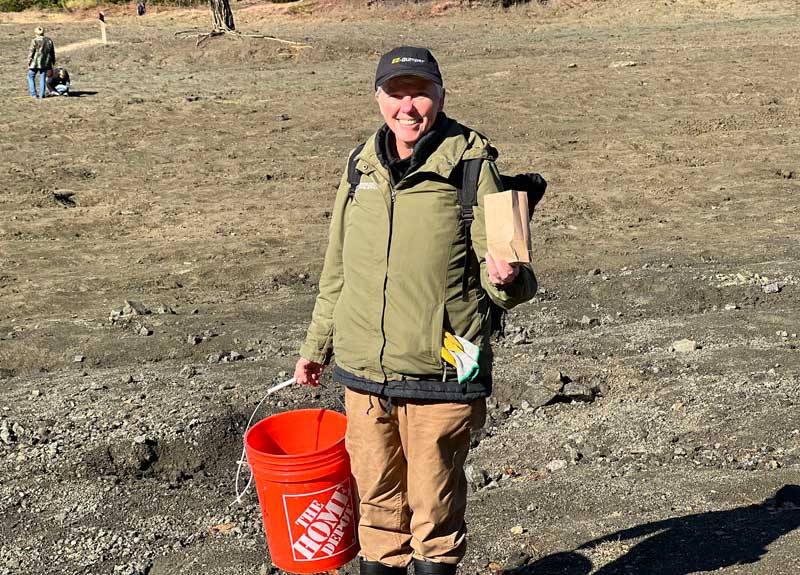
[375,83,444,100]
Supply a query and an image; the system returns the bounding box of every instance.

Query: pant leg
[345,389,412,567]
[27,69,37,97]
[402,398,486,564]
[38,72,46,99]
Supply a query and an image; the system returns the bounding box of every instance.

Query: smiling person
[294,46,537,575]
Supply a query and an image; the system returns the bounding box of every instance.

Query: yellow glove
[440,332,480,384]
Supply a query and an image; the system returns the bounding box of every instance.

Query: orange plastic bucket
[245,408,359,574]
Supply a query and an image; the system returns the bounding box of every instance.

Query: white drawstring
[232,377,295,505]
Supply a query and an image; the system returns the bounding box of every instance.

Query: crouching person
[47,68,70,97]
[293,47,537,575]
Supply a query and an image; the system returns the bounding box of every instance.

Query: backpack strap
[458,158,484,302]
[346,142,367,201]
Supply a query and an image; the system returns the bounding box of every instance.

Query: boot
[359,558,407,575]
[412,559,457,575]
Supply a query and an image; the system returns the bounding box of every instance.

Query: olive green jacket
[28,36,55,71]
[300,117,537,400]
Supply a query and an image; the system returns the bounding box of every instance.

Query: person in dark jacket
[294,46,537,575]
[46,68,70,97]
[27,27,56,99]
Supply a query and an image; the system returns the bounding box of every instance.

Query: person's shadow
[506,485,800,575]
[67,90,98,97]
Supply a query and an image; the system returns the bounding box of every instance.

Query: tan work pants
[344,388,487,567]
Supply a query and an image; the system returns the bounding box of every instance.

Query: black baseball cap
[374,46,443,90]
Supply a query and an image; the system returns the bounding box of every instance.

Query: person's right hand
[294,358,325,387]
[485,252,520,286]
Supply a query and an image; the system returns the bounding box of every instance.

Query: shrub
[61,0,99,9]
[0,0,57,12]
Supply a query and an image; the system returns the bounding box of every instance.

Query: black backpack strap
[459,158,484,302]
[346,142,366,201]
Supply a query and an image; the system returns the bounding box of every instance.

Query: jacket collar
[357,114,486,184]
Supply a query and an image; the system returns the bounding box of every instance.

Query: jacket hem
[333,365,490,402]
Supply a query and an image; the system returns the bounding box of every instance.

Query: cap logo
[391,57,425,65]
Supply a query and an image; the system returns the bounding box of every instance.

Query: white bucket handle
[232,377,295,505]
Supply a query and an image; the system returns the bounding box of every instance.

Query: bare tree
[210,0,235,32]
[176,0,310,49]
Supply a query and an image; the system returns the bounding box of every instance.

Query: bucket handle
[233,377,295,505]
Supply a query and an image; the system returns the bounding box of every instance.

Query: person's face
[376,75,445,157]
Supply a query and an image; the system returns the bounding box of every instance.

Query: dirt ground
[1,0,800,573]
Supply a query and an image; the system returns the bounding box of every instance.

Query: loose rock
[610,60,638,68]
[671,339,698,353]
[546,459,568,473]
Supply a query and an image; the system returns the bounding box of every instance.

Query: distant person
[137,1,146,16]
[27,26,56,99]
[47,68,70,97]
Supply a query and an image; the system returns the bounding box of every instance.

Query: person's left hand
[294,358,325,387]
[485,252,519,286]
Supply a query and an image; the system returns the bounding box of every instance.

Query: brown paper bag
[484,190,531,264]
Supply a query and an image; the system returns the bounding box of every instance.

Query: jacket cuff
[299,338,332,365]
[486,266,537,310]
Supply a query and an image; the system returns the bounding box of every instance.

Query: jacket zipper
[378,183,396,384]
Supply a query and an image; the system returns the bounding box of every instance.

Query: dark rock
[470,428,487,448]
[123,300,150,316]
[109,440,158,475]
[562,381,595,402]
[521,370,563,408]
[0,422,18,445]
[591,379,610,397]
[504,551,531,570]
[510,331,530,345]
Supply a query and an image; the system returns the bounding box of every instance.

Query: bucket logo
[283,478,357,561]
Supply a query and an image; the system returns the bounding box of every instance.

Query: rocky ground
[1,1,799,574]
